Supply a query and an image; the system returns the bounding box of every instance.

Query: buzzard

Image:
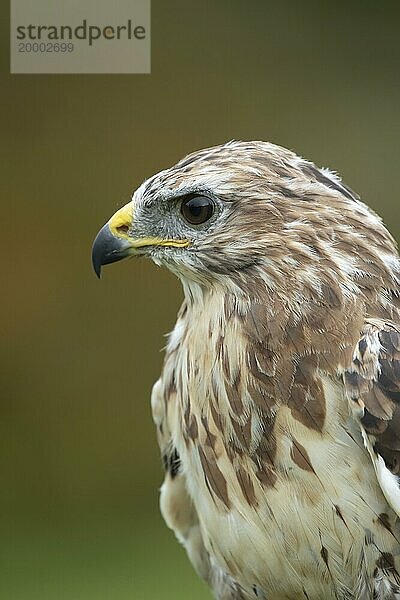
[92,141,400,599]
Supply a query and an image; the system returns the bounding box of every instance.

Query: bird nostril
[116,224,130,236]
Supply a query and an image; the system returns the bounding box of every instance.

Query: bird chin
[151,255,163,267]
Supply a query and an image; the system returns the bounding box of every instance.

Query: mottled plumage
[92,141,400,599]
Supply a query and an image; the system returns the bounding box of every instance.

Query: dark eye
[180,195,214,225]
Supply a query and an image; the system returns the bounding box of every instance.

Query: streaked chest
[161,302,400,599]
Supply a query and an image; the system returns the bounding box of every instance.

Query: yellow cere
[108,202,134,239]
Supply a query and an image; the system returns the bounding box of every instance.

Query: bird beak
[92,201,190,278]
[92,202,135,278]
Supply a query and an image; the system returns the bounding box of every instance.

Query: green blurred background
[2,1,400,598]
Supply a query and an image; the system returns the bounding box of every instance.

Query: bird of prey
[92,141,400,600]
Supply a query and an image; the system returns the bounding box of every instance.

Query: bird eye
[180,195,215,225]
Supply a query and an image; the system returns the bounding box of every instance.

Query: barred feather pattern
[136,141,400,599]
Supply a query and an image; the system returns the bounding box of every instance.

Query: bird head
[92,141,397,305]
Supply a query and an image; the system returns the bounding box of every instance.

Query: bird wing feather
[344,319,400,517]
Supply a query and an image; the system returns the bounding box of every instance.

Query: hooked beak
[91,223,134,278]
[92,201,190,278]
[92,203,134,278]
